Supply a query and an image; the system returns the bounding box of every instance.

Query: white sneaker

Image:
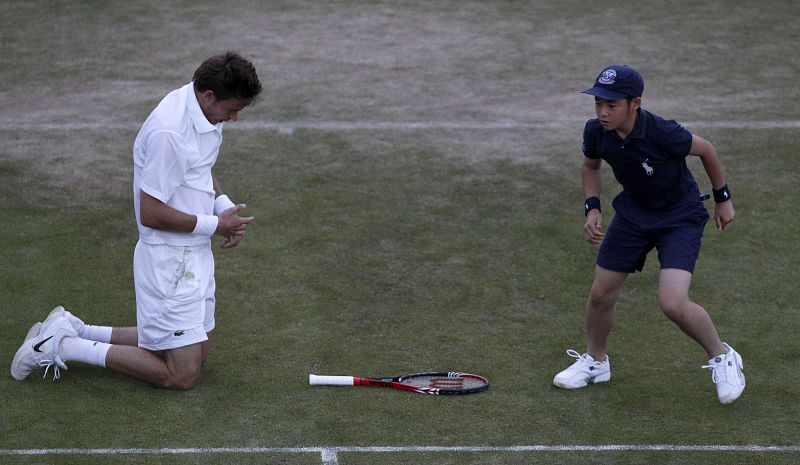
[702,342,745,404]
[553,349,611,389]
[11,315,78,381]
[44,306,85,335]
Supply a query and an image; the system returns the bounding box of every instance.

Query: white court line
[321,448,340,465]
[0,120,799,133]
[4,445,800,465]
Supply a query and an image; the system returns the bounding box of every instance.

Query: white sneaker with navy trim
[553,349,611,389]
[702,342,745,404]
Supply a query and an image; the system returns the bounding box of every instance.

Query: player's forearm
[700,155,727,190]
[139,190,204,233]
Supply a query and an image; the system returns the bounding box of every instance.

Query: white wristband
[214,194,236,215]
[192,214,219,237]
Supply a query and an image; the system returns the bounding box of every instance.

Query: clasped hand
[216,204,255,248]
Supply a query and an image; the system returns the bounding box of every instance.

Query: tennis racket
[309,371,489,395]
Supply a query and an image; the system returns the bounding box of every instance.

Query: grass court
[1,1,798,463]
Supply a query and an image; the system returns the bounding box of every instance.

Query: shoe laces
[565,349,602,371]
[566,349,583,361]
[38,357,64,381]
[701,359,725,384]
[566,349,597,365]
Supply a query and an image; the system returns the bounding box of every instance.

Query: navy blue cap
[582,65,644,100]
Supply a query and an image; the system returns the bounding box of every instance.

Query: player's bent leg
[658,268,745,403]
[105,343,204,390]
[161,344,205,390]
[554,266,626,390]
[585,266,627,360]
[657,268,725,358]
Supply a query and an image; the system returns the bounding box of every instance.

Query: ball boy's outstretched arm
[689,134,735,231]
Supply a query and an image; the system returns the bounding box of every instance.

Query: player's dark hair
[193,51,262,104]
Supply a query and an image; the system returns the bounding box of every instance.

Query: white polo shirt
[133,82,224,246]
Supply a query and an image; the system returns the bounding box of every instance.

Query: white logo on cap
[599,69,617,85]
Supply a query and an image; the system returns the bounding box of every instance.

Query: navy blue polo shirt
[582,109,699,214]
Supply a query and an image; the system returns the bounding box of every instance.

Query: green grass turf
[2,129,799,463]
[1,1,799,463]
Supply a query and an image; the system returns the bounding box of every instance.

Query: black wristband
[584,197,601,216]
[712,184,731,203]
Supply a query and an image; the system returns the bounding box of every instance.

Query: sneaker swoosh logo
[33,336,54,352]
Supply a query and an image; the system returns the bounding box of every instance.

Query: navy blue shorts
[597,203,709,274]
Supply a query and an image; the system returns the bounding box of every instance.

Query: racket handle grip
[309,374,355,386]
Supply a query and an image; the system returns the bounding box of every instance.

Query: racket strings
[406,375,487,390]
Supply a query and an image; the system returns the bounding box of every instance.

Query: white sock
[60,337,111,368]
[80,325,113,344]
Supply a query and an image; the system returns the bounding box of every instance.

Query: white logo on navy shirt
[642,160,654,176]
[599,69,617,84]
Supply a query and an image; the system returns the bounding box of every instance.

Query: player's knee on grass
[156,363,201,390]
[159,344,204,390]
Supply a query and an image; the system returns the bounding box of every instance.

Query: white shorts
[133,241,216,351]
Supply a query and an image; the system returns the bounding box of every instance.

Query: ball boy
[553,65,745,404]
